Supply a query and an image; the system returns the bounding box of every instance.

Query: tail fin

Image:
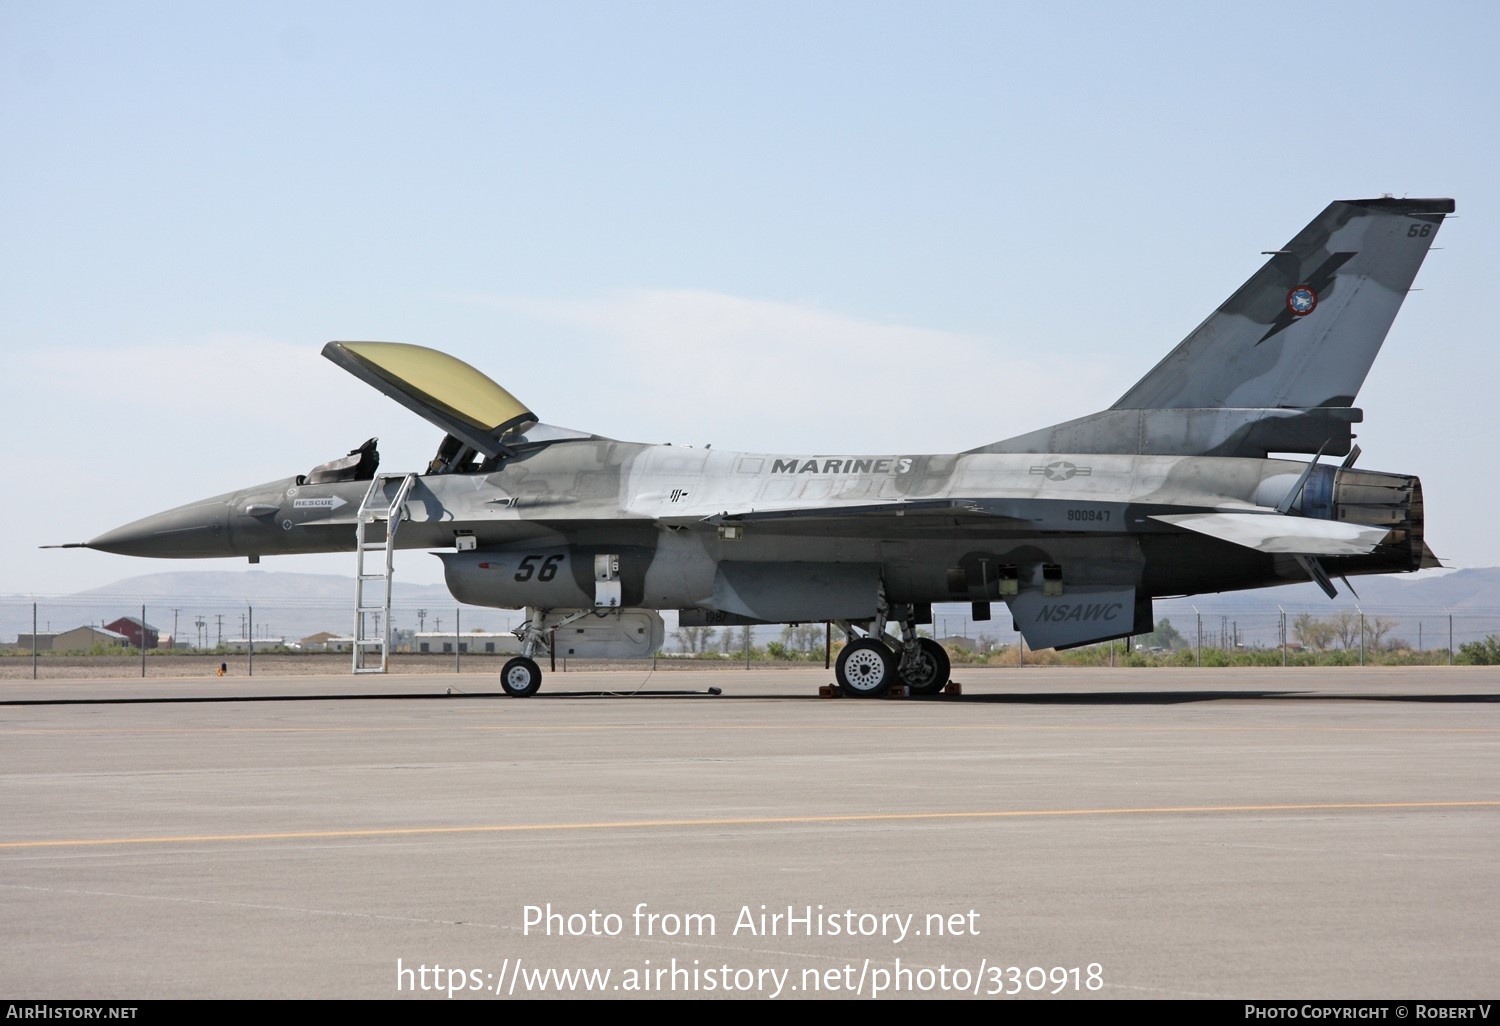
[975,198,1453,458]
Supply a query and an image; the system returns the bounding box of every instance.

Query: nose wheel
[500,656,543,697]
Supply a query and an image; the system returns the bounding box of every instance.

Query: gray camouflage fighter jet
[68,197,1453,697]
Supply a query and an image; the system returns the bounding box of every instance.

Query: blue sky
[3,0,1496,594]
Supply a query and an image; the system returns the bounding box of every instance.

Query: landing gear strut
[900,637,951,695]
[504,606,591,698]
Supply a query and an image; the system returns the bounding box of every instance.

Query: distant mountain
[1155,567,1500,615]
[1142,568,1500,652]
[64,570,455,604]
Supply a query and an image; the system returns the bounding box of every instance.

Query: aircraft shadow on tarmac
[5,689,1498,707]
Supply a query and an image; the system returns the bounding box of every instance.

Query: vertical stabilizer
[974,198,1452,458]
[1113,197,1452,411]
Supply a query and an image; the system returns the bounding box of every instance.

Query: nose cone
[87,497,231,558]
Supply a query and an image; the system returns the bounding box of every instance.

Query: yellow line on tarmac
[1,726,458,735]
[3,801,1496,850]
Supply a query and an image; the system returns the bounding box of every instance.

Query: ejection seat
[305,437,381,483]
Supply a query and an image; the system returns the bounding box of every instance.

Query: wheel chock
[942,681,962,695]
[820,683,919,699]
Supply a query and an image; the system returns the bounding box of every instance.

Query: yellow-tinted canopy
[323,341,537,456]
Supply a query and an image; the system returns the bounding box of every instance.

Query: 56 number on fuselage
[515,554,564,582]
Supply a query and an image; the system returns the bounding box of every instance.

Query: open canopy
[323,341,538,459]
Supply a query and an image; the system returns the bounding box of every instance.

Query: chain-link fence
[2,596,1498,678]
[936,603,1500,666]
[0,597,534,679]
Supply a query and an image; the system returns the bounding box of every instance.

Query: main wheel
[900,638,951,695]
[835,638,896,698]
[500,656,543,697]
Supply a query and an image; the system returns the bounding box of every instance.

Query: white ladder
[352,473,418,673]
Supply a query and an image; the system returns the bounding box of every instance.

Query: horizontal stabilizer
[1150,512,1389,555]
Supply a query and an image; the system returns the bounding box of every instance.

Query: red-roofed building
[104,616,160,650]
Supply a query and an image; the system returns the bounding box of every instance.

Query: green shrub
[1456,635,1500,666]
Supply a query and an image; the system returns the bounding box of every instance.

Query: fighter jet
[69,197,1452,697]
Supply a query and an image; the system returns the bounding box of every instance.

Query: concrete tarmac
[2,666,1498,1000]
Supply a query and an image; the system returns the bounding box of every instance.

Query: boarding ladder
[352,472,418,673]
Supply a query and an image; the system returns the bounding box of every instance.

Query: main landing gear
[902,637,952,696]
[835,638,897,697]
[832,598,951,698]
